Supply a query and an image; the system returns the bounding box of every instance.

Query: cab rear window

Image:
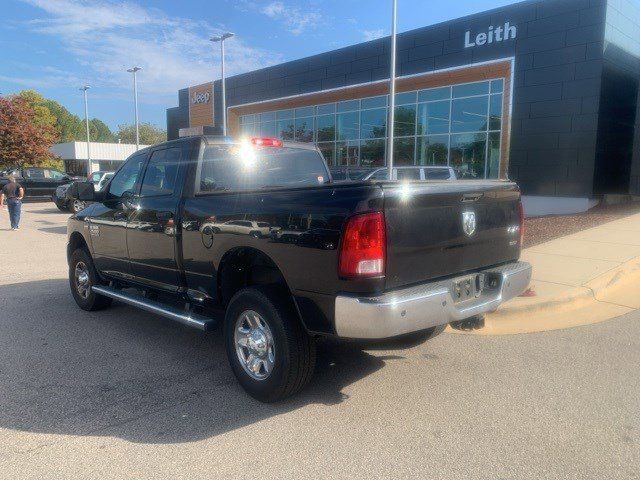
[198,145,329,193]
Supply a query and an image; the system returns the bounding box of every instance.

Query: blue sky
[0,0,519,132]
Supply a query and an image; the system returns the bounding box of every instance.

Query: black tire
[56,204,68,212]
[224,286,316,402]
[69,248,112,311]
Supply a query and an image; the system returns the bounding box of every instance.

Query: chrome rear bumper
[334,261,532,339]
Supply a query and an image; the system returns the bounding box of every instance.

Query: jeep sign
[192,91,210,104]
[465,22,517,48]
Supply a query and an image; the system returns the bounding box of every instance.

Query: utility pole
[79,85,92,174]
[127,67,142,150]
[210,32,234,136]
[387,0,398,180]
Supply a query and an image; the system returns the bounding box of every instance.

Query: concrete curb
[449,254,640,335]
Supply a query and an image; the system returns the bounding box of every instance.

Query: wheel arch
[67,230,90,263]
[217,246,291,303]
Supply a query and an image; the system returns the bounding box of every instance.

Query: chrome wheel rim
[234,310,275,381]
[73,200,85,212]
[75,261,90,299]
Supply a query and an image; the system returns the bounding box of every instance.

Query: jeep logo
[465,22,517,48]
[192,91,210,104]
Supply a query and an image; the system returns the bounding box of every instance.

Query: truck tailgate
[382,181,522,291]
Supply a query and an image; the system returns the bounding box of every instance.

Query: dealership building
[167,0,640,214]
[51,141,150,176]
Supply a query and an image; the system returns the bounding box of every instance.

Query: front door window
[107,154,145,199]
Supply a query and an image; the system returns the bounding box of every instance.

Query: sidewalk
[459,212,640,335]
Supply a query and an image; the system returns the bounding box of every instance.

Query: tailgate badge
[462,211,476,237]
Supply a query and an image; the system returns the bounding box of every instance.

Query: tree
[16,89,116,143]
[90,118,116,142]
[17,90,57,132]
[117,122,166,145]
[0,96,58,169]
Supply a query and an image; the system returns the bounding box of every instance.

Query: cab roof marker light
[251,137,283,147]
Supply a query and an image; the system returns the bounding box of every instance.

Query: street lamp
[210,32,234,136]
[79,85,92,175]
[127,67,142,150]
[387,0,398,180]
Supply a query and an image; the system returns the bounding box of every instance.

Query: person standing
[0,175,25,230]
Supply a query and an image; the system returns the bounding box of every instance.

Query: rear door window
[25,169,44,179]
[45,169,65,180]
[424,168,452,180]
[140,147,181,197]
[198,144,329,193]
[396,169,421,180]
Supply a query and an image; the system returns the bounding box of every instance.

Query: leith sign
[465,22,517,48]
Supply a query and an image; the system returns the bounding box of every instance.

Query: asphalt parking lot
[0,202,638,479]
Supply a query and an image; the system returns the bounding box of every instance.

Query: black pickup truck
[0,167,80,199]
[66,135,531,402]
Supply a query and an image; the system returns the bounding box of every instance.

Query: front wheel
[224,287,316,402]
[69,248,112,311]
[70,199,86,214]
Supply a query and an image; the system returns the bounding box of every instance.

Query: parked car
[330,165,457,182]
[200,219,271,238]
[53,171,114,213]
[66,136,530,402]
[0,167,82,199]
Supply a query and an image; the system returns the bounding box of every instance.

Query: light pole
[127,67,142,150]
[387,0,398,180]
[79,85,92,174]
[210,32,234,136]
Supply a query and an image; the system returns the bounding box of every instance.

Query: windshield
[199,144,329,193]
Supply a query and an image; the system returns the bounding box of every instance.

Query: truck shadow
[0,279,389,444]
[38,226,68,235]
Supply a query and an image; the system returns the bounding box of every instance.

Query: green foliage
[17,90,57,132]
[89,118,116,142]
[16,89,116,143]
[23,157,65,171]
[116,123,166,145]
[42,98,85,142]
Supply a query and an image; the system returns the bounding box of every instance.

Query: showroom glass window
[238,78,504,179]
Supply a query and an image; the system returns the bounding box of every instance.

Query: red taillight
[518,200,525,247]
[338,212,386,278]
[251,137,283,147]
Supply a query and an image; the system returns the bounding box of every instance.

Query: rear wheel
[224,286,316,402]
[69,248,112,311]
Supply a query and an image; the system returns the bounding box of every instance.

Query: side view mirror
[67,181,97,201]
[120,190,137,210]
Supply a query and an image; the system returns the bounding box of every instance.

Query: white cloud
[260,1,321,35]
[262,1,286,17]
[362,29,386,41]
[19,0,283,103]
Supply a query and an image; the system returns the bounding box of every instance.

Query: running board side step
[92,285,217,331]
